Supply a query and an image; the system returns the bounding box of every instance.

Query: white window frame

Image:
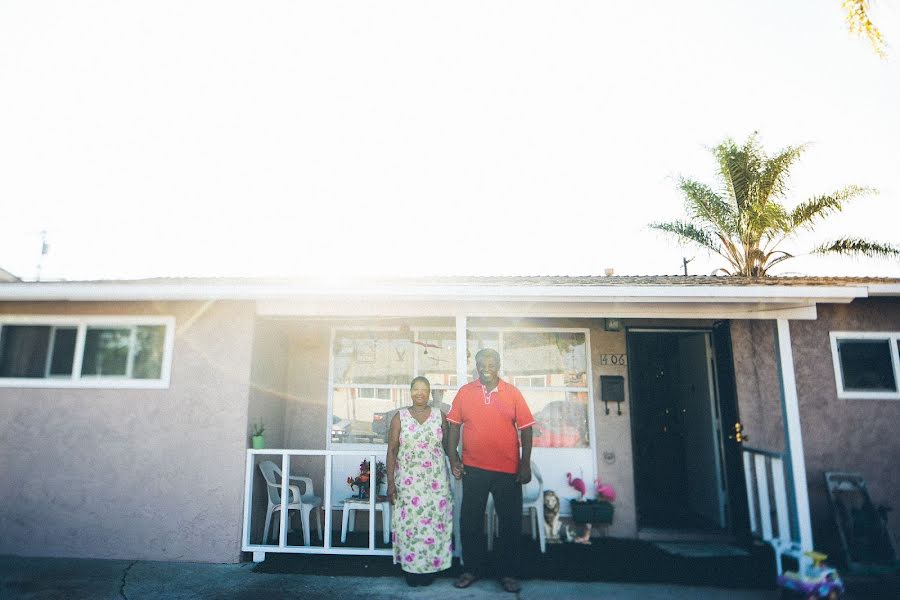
[0,315,175,389]
[513,374,549,388]
[830,331,900,400]
[356,387,393,401]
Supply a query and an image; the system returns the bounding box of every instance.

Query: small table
[340,496,391,544]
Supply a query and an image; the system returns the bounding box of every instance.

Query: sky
[1,1,899,281]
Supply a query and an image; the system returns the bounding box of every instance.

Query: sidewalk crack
[119,560,136,600]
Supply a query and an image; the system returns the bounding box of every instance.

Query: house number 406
[599,354,627,366]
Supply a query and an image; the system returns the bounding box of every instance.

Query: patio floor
[253,533,777,589]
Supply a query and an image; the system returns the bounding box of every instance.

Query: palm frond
[713,136,761,213]
[714,231,746,274]
[843,0,888,58]
[760,250,795,274]
[789,185,876,231]
[678,178,736,235]
[814,238,900,258]
[757,144,806,204]
[650,220,718,251]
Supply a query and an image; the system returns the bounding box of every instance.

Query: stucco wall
[284,323,330,454]
[792,299,900,549]
[589,325,636,537]
[248,319,289,449]
[730,321,785,452]
[732,299,900,551]
[0,300,256,563]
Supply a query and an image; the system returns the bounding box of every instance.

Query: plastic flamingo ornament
[594,478,617,503]
[566,472,587,500]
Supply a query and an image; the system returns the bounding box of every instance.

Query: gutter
[0,282,870,304]
[866,284,900,297]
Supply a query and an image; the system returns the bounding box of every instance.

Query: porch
[242,305,819,568]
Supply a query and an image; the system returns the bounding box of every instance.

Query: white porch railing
[242,449,393,563]
[742,446,801,574]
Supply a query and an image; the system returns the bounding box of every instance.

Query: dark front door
[627,330,729,531]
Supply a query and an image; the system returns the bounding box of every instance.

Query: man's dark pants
[460,465,522,578]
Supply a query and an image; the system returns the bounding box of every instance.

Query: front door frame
[626,326,738,536]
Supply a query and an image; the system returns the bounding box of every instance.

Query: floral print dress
[391,408,453,573]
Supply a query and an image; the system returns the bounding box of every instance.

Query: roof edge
[0,280,872,303]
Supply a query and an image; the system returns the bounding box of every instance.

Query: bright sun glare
[1,1,899,281]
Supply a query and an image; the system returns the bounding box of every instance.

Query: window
[328,325,593,447]
[471,330,590,448]
[830,332,900,400]
[330,326,457,445]
[0,317,174,388]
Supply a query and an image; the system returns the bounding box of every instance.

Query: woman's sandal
[499,577,521,593]
[453,572,478,589]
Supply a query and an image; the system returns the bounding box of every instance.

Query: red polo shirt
[447,379,535,474]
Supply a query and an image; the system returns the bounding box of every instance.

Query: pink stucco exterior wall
[732,298,900,550]
[0,300,257,563]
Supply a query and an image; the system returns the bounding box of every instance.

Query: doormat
[654,542,750,558]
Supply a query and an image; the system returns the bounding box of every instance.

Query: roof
[5,274,900,287]
[1,275,897,321]
[0,267,19,282]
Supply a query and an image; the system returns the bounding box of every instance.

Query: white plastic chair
[259,460,323,546]
[486,461,546,553]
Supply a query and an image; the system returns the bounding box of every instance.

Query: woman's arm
[385,412,401,504]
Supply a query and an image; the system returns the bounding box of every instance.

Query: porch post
[774,319,813,559]
[455,314,467,382]
[452,314,467,560]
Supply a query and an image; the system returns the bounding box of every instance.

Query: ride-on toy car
[777,551,844,599]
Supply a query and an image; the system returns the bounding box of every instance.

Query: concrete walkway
[0,555,782,600]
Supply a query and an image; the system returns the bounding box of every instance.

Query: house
[0,275,898,566]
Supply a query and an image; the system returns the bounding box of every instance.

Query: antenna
[36,230,49,281]
[682,256,694,276]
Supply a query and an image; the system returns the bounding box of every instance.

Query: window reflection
[331,327,456,444]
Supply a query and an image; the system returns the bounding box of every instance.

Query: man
[446,348,535,593]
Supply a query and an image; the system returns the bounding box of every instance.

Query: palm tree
[651,133,899,276]
[842,0,887,58]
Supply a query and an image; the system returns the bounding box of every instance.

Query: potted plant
[347,459,387,499]
[251,423,265,449]
[570,478,616,524]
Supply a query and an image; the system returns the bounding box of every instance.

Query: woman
[386,376,453,587]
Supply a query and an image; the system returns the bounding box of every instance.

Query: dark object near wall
[570,499,614,524]
[600,375,625,415]
[825,471,898,573]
